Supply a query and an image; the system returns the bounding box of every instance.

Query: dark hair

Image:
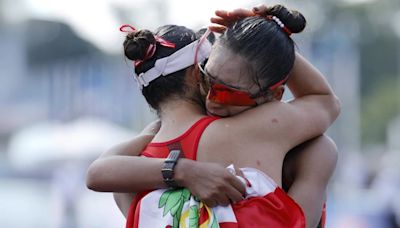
[123,25,199,113]
[217,4,306,92]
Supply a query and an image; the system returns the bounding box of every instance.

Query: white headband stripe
[135,38,212,88]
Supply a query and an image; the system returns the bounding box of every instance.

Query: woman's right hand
[175,159,246,207]
[209,5,270,33]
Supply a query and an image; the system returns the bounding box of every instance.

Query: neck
[158,99,205,129]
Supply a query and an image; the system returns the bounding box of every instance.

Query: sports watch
[161,150,182,188]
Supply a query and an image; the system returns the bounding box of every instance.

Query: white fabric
[135,38,212,89]
[135,165,278,228]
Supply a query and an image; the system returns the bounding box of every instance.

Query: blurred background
[0,0,399,227]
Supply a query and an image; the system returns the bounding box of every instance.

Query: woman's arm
[87,120,160,217]
[86,121,246,207]
[283,135,338,228]
[210,6,341,153]
[224,52,340,153]
[86,120,161,191]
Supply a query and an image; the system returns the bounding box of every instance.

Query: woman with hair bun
[87,4,340,228]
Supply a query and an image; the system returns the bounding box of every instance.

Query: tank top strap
[180,116,219,160]
[142,116,219,160]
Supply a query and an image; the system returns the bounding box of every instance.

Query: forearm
[287,53,335,98]
[287,53,341,127]
[87,156,167,192]
[98,134,154,158]
[86,155,199,193]
[86,120,161,191]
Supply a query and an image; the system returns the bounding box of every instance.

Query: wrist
[174,158,193,187]
[161,150,182,188]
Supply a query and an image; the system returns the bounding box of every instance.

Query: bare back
[197,116,287,186]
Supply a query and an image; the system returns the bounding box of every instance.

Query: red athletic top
[126,116,306,228]
[141,116,218,160]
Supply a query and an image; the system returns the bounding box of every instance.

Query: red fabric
[126,191,149,228]
[126,117,218,228]
[320,203,326,228]
[232,188,305,228]
[126,116,306,228]
[141,116,218,160]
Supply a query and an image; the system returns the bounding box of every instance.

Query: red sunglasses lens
[208,84,257,106]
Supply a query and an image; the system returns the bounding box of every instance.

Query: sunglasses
[198,62,266,106]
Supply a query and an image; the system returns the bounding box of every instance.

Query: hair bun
[123,29,156,61]
[267,5,306,33]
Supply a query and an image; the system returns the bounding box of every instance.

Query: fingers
[208,25,226,33]
[203,199,217,208]
[210,8,256,34]
[141,119,161,135]
[235,168,245,179]
[203,195,230,207]
[229,8,255,18]
[224,186,245,203]
[252,5,269,16]
[214,10,230,18]
[226,172,247,197]
[215,9,254,19]
[210,17,231,26]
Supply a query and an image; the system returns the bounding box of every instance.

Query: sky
[9,0,258,53]
[2,0,378,54]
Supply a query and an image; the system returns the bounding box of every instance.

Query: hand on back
[176,159,246,207]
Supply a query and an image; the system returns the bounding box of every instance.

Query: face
[201,45,269,117]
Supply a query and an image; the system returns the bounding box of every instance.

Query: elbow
[324,94,341,123]
[331,95,341,121]
[86,160,107,192]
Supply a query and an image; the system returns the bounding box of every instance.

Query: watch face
[168,150,181,161]
[162,149,182,188]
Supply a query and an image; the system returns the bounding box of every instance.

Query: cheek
[205,100,229,117]
[228,106,252,116]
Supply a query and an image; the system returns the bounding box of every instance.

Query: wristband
[161,150,182,188]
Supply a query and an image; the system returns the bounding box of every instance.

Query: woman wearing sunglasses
[87,4,340,228]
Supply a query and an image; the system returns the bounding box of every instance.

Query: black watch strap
[161,149,182,188]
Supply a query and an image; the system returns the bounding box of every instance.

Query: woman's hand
[175,159,246,207]
[209,8,254,33]
[140,119,161,136]
[209,5,270,33]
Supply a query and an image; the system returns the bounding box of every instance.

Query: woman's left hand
[140,119,161,136]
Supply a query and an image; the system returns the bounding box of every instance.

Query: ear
[271,85,285,101]
[185,66,199,84]
[188,65,209,96]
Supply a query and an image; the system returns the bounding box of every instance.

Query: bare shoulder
[196,118,249,163]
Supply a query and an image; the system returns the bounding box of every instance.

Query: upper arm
[284,135,338,228]
[223,94,340,153]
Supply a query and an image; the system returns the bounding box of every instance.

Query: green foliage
[159,188,191,228]
[189,205,199,228]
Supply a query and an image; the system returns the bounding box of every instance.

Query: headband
[135,36,212,89]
